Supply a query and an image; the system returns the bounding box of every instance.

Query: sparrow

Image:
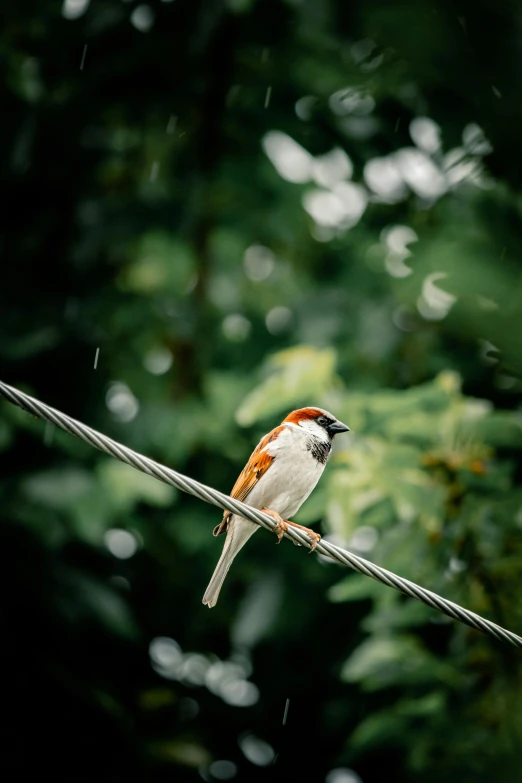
[202,407,350,607]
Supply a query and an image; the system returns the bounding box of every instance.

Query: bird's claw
[307,531,321,552]
[261,508,320,551]
[274,518,288,544]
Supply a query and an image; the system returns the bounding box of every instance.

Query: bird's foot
[261,508,321,551]
[261,509,288,544]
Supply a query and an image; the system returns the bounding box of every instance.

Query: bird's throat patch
[307,438,331,465]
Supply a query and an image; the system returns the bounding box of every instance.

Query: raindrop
[44,421,55,447]
[150,161,160,182]
[80,44,88,70]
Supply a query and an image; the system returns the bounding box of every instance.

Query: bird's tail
[202,517,258,608]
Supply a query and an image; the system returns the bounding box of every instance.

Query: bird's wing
[213,425,284,536]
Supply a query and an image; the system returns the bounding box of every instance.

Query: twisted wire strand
[1,379,521,650]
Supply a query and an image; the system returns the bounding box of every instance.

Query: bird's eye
[317,416,329,427]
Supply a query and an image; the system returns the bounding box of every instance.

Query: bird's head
[283,407,350,441]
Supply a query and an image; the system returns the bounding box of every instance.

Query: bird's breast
[246,431,327,518]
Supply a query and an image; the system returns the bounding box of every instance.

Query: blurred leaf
[61,573,138,639]
[349,692,446,752]
[0,419,12,451]
[23,467,110,543]
[139,688,177,710]
[120,232,196,295]
[341,634,455,690]
[236,345,340,425]
[97,459,177,512]
[149,740,210,767]
[328,573,384,603]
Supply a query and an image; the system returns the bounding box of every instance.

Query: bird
[202,407,350,607]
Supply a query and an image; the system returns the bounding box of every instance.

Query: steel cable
[1,379,521,649]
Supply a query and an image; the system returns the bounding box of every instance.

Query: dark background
[2,0,522,780]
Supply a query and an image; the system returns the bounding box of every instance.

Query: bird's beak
[328,419,350,435]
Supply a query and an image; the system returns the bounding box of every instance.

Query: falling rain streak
[80,44,87,70]
[44,421,55,447]
[94,347,99,369]
[282,698,290,725]
[150,161,160,182]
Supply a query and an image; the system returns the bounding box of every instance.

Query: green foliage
[236,345,340,425]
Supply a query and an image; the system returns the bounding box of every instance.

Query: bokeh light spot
[208,760,237,780]
[130,4,155,32]
[104,529,138,559]
[409,117,441,154]
[238,734,275,766]
[143,347,173,375]
[62,0,90,19]
[106,382,139,422]
[222,314,251,341]
[265,306,292,334]
[243,245,275,281]
[312,148,353,188]
[326,769,363,783]
[149,637,183,679]
[262,131,313,183]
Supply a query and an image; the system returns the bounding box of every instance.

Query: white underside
[202,423,329,607]
[243,422,327,517]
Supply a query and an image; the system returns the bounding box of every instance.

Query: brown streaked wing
[213,424,284,536]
